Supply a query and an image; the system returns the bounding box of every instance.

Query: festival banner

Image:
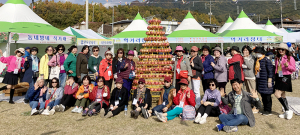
[113,38,146,44]
[167,36,283,43]
[77,38,113,46]
[9,33,75,44]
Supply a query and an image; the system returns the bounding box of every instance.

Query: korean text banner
[10,33,74,44]
[167,36,283,43]
[77,38,113,46]
[112,38,146,44]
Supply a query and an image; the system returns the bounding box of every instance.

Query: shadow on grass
[265,122,276,129]
[76,117,88,121]
[0,108,13,113]
[152,117,162,122]
[41,130,60,135]
[21,111,31,116]
[180,120,189,126]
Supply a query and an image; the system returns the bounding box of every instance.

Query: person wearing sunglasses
[83,77,110,117]
[156,79,195,123]
[88,46,102,85]
[190,46,203,109]
[147,77,175,117]
[64,45,78,82]
[40,46,55,87]
[42,78,64,115]
[58,76,79,112]
[0,48,25,104]
[217,78,261,133]
[22,47,40,103]
[48,44,68,88]
[274,43,296,120]
[201,45,215,93]
[194,79,221,124]
[130,78,152,119]
[112,48,126,80]
[106,78,128,118]
[99,50,114,91]
[76,45,90,84]
[72,75,94,113]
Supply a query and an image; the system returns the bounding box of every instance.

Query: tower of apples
[132,18,174,96]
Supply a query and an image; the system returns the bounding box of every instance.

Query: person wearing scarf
[40,46,54,87]
[201,45,215,93]
[22,47,40,103]
[130,78,152,119]
[254,47,274,116]
[76,45,90,84]
[99,51,114,91]
[0,48,25,104]
[88,46,102,85]
[156,79,196,123]
[83,77,110,117]
[48,44,68,88]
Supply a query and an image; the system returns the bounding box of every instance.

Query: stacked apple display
[132,18,174,92]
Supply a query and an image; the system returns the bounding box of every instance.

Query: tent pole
[6,32,11,57]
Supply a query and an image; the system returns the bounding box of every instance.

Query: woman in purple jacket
[211,47,228,93]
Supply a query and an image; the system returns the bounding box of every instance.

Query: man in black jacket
[190,46,203,109]
[216,78,262,133]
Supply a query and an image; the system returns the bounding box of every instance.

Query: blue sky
[5,0,140,7]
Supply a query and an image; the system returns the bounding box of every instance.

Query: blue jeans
[25,78,37,100]
[47,99,61,109]
[152,104,173,115]
[219,114,249,126]
[59,73,67,88]
[29,101,45,110]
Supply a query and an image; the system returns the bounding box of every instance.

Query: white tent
[215,16,234,35]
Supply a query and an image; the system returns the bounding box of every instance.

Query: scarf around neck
[15,56,22,69]
[255,55,265,75]
[136,87,146,100]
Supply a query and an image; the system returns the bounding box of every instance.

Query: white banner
[10,33,74,44]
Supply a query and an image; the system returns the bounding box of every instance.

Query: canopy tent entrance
[63,27,114,56]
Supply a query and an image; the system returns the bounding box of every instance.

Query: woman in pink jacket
[274,43,296,120]
[57,76,78,112]
[0,48,25,104]
[48,44,68,88]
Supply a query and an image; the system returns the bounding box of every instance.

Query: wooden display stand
[3,82,29,96]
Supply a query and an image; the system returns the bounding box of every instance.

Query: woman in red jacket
[156,79,196,122]
[99,51,113,91]
[83,77,110,117]
[228,46,244,81]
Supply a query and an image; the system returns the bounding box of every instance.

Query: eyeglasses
[93,50,99,52]
[98,80,103,82]
[209,84,215,87]
[118,52,123,54]
[52,82,58,83]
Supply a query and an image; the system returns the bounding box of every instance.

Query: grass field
[0,80,300,135]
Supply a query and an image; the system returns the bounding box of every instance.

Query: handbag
[0,66,8,77]
[45,89,57,108]
[88,72,96,81]
[219,101,231,114]
[33,71,39,78]
[49,56,60,80]
[179,70,188,78]
[182,105,196,121]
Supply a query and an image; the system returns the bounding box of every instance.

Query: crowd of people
[0,42,296,133]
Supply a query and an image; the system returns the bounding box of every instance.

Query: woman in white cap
[274,43,296,120]
[0,48,25,104]
[99,50,114,90]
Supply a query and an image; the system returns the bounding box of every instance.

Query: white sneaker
[41,109,50,115]
[31,108,39,116]
[71,107,78,113]
[279,111,287,119]
[49,109,55,115]
[60,104,65,112]
[54,105,60,112]
[77,107,83,113]
[199,117,207,124]
[194,114,202,123]
[286,110,293,120]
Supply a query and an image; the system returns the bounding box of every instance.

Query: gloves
[242,64,248,69]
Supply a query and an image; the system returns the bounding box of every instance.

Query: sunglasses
[58,49,64,51]
[16,51,23,54]
[93,50,99,52]
[98,80,104,82]
[278,49,285,51]
[138,82,144,84]
[118,52,123,54]
[209,84,215,87]
[52,82,58,83]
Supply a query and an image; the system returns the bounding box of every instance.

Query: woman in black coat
[254,47,274,116]
[23,47,40,103]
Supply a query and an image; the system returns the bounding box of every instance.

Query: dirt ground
[0,80,300,135]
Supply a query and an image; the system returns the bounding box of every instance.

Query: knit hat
[105,50,113,56]
[276,43,289,51]
[230,46,240,53]
[254,46,266,54]
[128,50,134,55]
[164,77,172,83]
[178,79,188,85]
[14,48,25,56]
[174,46,185,53]
[201,45,211,53]
[115,78,124,84]
[214,47,222,54]
[138,78,145,84]
[191,46,199,52]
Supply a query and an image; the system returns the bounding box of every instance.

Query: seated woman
[27,77,47,116]
[42,78,64,115]
[156,79,196,122]
[147,77,175,117]
[130,78,152,119]
[105,78,128,118]
[194,79,221,124]
[83,77,110,117]
[71,75,94,113]
[58,76,79,112]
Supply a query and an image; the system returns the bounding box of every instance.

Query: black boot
[9,89,15,104]
[278,97,288,111]
[0,85,7,91]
